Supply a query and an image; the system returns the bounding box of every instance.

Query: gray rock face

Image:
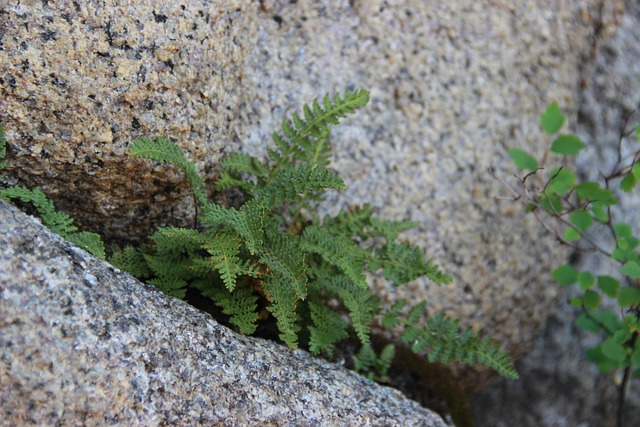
[238,0,624,388]
[471,1,640,425]
[0,0,628,392]
[0,200,446,426]
[0,0,255,243]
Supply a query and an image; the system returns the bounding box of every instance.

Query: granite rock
[238,0,625,388]
[0,0,256,243]
[472,1,640,425]
[0,200,447,427]
[0,0,629,392]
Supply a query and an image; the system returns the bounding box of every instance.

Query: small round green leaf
[583,290,601,311]
[508,148,538,171]
[551,264,578,285]
[614,223,633,239]
[621,261,640,279]
[591,205,609,223]
[570,210,593,232]
[569,297,583,308]
[578,271,595,290]
[547,168,576,195]
[620,173,637,193]
[550,135,586,156]
[618,286,640,307]
[632,348,640,367]
[540,101,565,135]
[576,313,600,332]
[597,275,620,297]
[563,227,581,242]
[602,338,627,363]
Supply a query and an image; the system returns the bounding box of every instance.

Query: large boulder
[238,0,625,388]
[0,0,255,243]
[0,200,446,426]
[0,0,626,390]
[472,2,640,425]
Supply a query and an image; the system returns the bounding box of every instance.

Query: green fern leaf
[193,280,259,335]
[221,152,270,178]
[260,230,307,300]
[151,227,205,257]
[0,186,77,235]
[269,89,369,168]
[323,204,376,238]
[201,202,267,255]
[202,233,242,291]
[110,246,152,278]
[263,275,301,348]
[148,275,188,299]
[394,305,518,380]
[259,165,345,207]
[129,137,207,204]
[301,226,367,288]
[371,217,419,242]
[0,186,106,258]
[66,231,106,259]
[325,275,380,345]
[371,241,452,286]
[308,301,349,356]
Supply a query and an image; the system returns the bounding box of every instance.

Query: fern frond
[307,301,349,356]
[323,204,376,238]
[386,301,518,379]
[129,137,207,204]
[273,89,370,154]
[263,275,301,348]
[370,241,451,286]
[353,344,396,382]
[202,233,242,291]
[0,186,76,234]
[0,186,105,258]
[151,227,205,258]
[194,280,259,335]
[66,231,106,259]
[377,344,396,378]
[110,246,152,278]
[301,226,367,289]
[148,276,188,299]
[260,230,307,300]
[259,165,345,207]
[269,89,369,168]
[325,275,380,345]
[143,253,191,298]
[216,152,271,193]
[201,202,267,255]
[221,152,271,178]
[371,217,419,242]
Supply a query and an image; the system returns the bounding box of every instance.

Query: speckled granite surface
[0,200,446,426]
[473,1,640,425]
[238,0,624,388]
[0,0,627,392]
[0,0,255,243]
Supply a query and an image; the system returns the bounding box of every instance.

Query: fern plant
[111,89,518,379]
[0,125,105,258]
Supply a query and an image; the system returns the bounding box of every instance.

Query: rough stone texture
[0,0,255,243]
[0,200,446,427]
[471,1,640,425]
[237,0,624,388]
[0,0,629,392]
